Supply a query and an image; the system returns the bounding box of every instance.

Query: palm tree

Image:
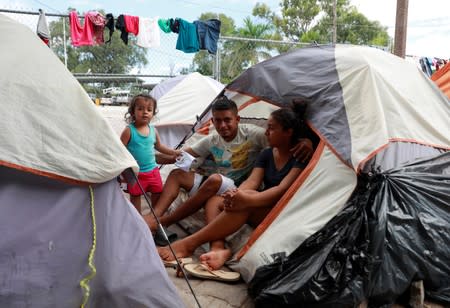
[222,17,275,82]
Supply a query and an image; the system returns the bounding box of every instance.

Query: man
[144,96,313,233]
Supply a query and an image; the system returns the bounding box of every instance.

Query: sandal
[153,226,178,246]
[183,263,240,282]
[163,257,193,268]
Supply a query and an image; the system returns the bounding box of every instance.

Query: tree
[252,2,304,53]
[221,17,274,81]
[49,10,147,74]
[312,0,390,46]
[255,0,390,46]
[279,0,322,41]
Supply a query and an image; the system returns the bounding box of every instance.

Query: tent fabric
[227,45,450,169]
[431,61,450,99]
[150,72,224,148]
[0,14,184,307]
[176,45,450,306]
[0,14,138,184]
[0,167,184,308]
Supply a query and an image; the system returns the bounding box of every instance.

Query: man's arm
[290,138,314,163]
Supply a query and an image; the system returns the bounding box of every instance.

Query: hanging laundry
[170,18,180,33]
[137,17,160,48]
[115,15,129,45]
[193,19,221,54]
[69,11,106,47]
[36,9,50,46]
[104,13,114,44]
[157,18,172,33]
[124,15,139,35]
[175,18,199,53]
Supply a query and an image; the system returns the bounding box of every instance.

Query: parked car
[100,97,113,105]
[113,93,131,105]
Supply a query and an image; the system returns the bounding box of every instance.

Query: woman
[158,100,309,270]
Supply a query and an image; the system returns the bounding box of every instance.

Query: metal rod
[130,170,202,308]
[0,8,71,18]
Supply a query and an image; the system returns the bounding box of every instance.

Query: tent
[0,14,184,307]
[150,72,224,149]
[431,61,450,99]
[180,45,450,306]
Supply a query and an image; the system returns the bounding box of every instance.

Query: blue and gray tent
[183,44,450,306]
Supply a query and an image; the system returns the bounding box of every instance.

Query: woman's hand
[222,189,248,212]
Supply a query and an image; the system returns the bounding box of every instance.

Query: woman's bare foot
[199,248,232,270]
[157,239,195,261]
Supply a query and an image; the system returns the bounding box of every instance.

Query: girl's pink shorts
[127,168,163,196]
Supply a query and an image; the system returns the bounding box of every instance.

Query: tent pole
[130,170,202,308]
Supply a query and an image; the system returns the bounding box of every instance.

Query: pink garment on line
[124,15,139,35]
[69,11,106,46]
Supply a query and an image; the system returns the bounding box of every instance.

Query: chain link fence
[2,7,385,104]
[0,7,306,79]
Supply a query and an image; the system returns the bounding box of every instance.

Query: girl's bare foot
[157,239,195,261]
[199,248,232,270]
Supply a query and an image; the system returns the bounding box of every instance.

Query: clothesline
[0,8,311,46]
[0,8,77,18]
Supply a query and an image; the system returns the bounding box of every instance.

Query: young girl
[158,100,310,270]
[120,94,181,213]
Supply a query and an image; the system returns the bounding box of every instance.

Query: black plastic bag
[249,152,450,307]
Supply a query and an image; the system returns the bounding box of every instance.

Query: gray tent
[0,14,183,307]
[180,45,450,306]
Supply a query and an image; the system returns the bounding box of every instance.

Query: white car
[100,97,113,105]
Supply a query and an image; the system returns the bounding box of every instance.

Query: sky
[1,0,449,69]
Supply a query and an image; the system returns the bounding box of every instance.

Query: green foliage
[221,17,274,82]
[280,0,321,41]
[312,4,390,45]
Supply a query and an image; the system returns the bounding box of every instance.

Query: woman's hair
[270,99,308,144]
[124,94,157,124]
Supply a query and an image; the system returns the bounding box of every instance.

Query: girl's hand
[172,150,183,162]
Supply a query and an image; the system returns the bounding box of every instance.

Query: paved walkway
[163,225,254,308]
[139,202,254,308]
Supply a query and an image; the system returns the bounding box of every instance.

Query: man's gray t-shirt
[190,124,267,186]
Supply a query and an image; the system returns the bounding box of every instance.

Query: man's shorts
[188,173,236,197]
[128,168,163,196]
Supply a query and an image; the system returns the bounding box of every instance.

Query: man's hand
[290,138,313,163]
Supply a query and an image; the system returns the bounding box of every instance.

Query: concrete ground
[138,196,254,308]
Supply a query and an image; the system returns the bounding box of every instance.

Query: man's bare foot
[199,248,232,270]
[142,214,158,233]
[157,239,195,261]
